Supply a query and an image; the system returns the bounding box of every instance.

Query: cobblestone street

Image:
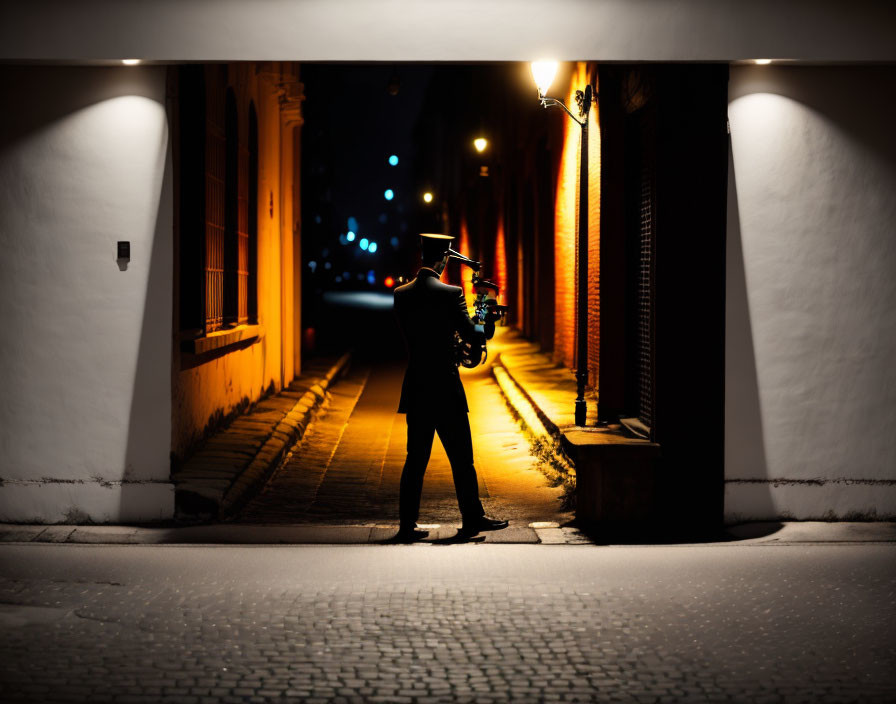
[1,543,894,703]
[236,360,570,527]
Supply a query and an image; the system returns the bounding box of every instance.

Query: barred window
[204,69,227,332]
[177,65,256,338]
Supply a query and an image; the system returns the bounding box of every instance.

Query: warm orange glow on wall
[172,62,304,460]
[459,216,474,301]
[552,62,600,390]
[494,212,507,306]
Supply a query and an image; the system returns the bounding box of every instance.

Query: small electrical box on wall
[117,241,130,260]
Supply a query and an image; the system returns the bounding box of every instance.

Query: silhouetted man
[393,233,508,541]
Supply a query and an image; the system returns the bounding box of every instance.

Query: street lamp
[422,191,434,204]
[473,137,488,153]
[531,60,595,427]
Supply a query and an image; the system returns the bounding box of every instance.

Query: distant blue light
[346,231,356,242]
[388,154,399,166]
[367,270,376,285]
[384,189,394,201]
[359,238,369,251]
[368,242,378,253]
[324,261,332,270]
[308,260,317,272]
[347,217,359,232]
[338,233,347,245]
[390,236,400,248]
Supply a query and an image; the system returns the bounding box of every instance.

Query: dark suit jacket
[394,267,485,414]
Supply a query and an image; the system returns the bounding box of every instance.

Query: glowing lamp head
[359,238,369,251]
[388,154,399,166]
[346,231,356,242]
[423,192,433,204]
[754,58,773,65]
[473,138,488,153]
[530,60,559,98]
[384,189,394,201]
[121,59,141,66]
[384,276,395,288]
[368,242,378,253]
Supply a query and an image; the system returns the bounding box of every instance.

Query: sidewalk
[173,353,350,518]
[0,521,894,545]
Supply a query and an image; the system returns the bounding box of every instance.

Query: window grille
[204,67,227,332]
[636,141,656,431]
[624,103,657,437]
[237,143,250,324]
[248,103,259,323]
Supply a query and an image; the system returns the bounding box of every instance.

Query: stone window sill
[181,324,264,356]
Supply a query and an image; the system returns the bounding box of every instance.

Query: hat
[420,232,454,264]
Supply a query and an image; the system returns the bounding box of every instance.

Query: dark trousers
[399,410,485,528]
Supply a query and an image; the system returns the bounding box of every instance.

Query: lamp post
[531,61,595,427]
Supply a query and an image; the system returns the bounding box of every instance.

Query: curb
[1,521,893,546]
[492,355,576,488]
[174,352,352,519]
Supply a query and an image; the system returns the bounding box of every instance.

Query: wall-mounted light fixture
[121,59,141,66]
[531,59,596,427]
[753,59,773,65]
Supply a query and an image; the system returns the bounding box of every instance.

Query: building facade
[170,62,304,466]
[0,1,893,524]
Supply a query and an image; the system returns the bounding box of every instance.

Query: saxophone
[446,248,509,368]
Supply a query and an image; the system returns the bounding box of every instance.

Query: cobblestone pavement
[236,361,571,527]
[1,543,894,703]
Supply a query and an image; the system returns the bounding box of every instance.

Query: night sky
[301,64,437,297]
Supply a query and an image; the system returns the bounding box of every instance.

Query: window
[247,102,259,323]
[178,65,257,340]
[205,68,227,332]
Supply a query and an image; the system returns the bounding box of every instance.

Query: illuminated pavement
[236,359,571,529]
[1,543,894,703]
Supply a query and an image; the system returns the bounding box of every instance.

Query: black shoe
[393,527,429,543]
[460,516,509,536]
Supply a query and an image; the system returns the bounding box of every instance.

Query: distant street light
[389,154,399,166]
[384,189,394,201]
[422,192,434,204]
[346,231,356,242]
[368,242,378,253]
[473,137,488,153]
[531,60,596,427]
[359,238,369,251]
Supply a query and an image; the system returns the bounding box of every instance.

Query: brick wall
[553,63,600,391]
[494,211,507,308]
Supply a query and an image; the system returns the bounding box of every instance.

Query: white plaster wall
[726,66,896,521]
[0,66,174,522]
[0,1,894,63]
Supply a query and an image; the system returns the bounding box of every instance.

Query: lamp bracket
[575,84,593,118]
[538,83,596,126]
